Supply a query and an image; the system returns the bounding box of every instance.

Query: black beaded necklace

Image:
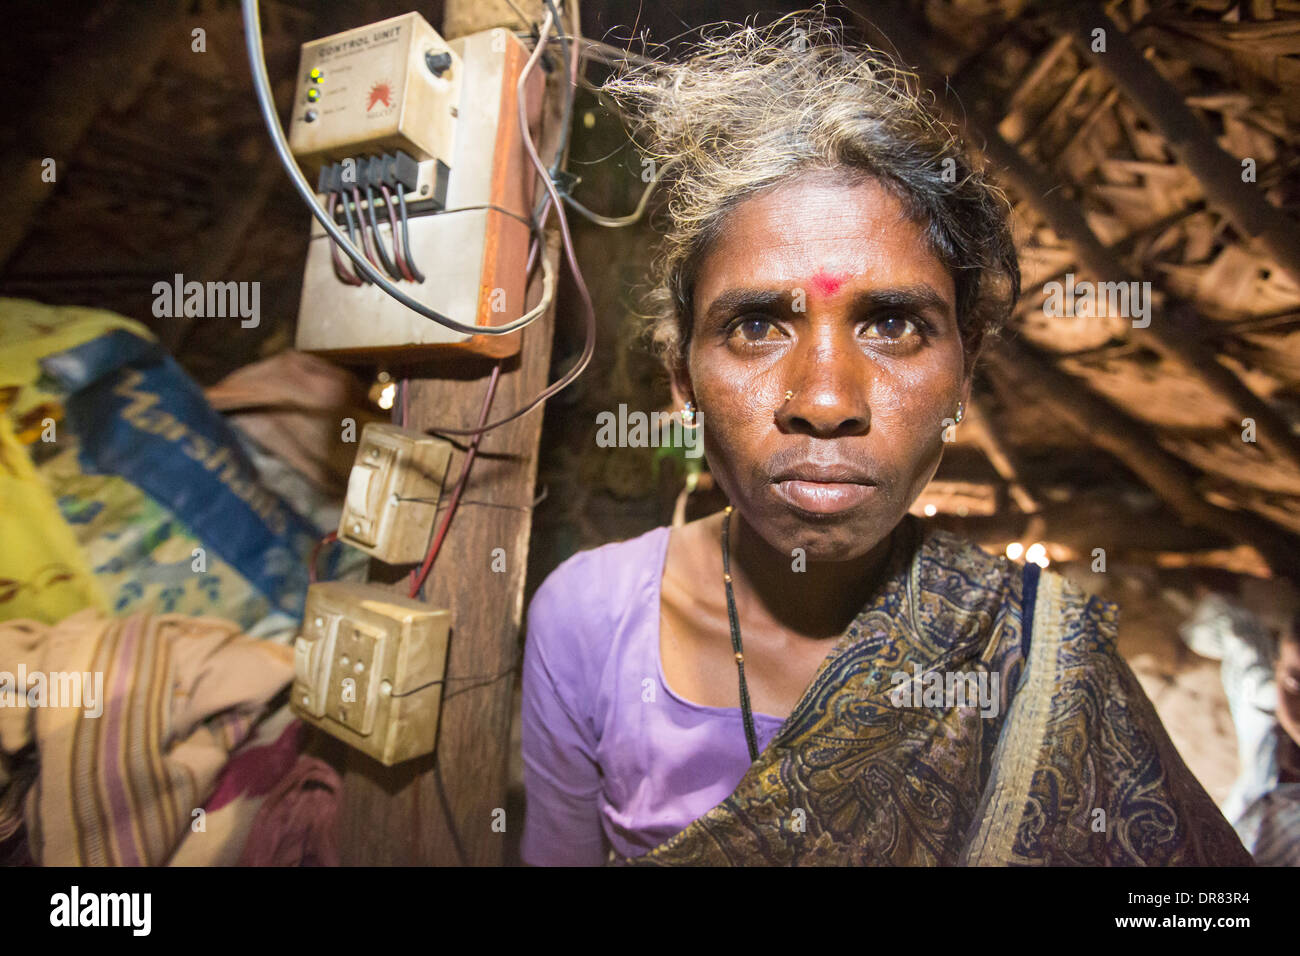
[721,505,761,763]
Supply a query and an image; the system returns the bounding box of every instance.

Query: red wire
[327,193,363,286]
[351,186,381,269]
[381,183,416,282]
[309,530,338,584]
[408,364,502,599]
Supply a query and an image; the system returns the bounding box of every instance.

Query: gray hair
[600,11,1020,373]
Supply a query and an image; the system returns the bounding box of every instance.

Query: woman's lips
[773,479,877,515]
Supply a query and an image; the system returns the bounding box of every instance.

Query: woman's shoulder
[527,525,672,640]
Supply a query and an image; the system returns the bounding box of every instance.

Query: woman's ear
[668,358,694,410]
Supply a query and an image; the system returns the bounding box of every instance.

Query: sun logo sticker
[366,81,393,111]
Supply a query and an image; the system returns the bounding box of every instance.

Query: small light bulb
[378,382,396,410]
[1025,543,1047,565]
[923,503,937,517]
[1005,542,1024,561]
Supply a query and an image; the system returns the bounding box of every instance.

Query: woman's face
[681,168,966,562]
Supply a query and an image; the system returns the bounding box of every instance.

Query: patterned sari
[617,516,1252,866]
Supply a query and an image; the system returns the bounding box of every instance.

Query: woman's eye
[732,317,780,343]
[865,314,919,340]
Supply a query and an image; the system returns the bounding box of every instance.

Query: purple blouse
[520,525,786,866]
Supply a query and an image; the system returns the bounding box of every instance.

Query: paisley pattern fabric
[618,516,1251,866]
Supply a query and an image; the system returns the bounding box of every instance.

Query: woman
[520,15,1251,866]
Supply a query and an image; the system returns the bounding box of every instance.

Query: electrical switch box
[292,581,451,766]
[293,22,544,360]
[339,423,452,564]
[287,12,462,170]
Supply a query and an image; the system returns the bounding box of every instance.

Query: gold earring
[954,401,965,424]
[783,390,794,403]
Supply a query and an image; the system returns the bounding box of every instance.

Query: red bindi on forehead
[807,267,851,298]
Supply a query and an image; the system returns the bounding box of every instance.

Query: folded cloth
[167,714,340,866]
[235,726,340,867]
[0,608,293,865]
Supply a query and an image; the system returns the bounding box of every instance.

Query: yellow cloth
[0,299,150,622]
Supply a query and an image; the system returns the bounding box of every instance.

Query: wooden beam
[970,121,1300,478]
[1057,1,1300,290]
[962,400,1040,514]
[983,337,1300,583]
[334,0,569,866]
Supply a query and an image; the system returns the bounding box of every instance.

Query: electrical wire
[365,183,403,280]
[241,0,592,438]
[309,531,338,584]
[423,7,597,438]
[392,655,522,701]
[560,159,665,227]
[394,187,427,283]
[350,185,384,273]
[544,0,575,180]
[381,183,417,282]
[338,190,370,284]
[241,0,555,338]
[409,363,502,599]
[325,193,363,285]
[532,0,577,225]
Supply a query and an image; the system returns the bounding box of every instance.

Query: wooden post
[335,0,570,865]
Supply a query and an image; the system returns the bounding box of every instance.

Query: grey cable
[240,0,549,337]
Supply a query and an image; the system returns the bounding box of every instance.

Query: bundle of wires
[246,0,666,591]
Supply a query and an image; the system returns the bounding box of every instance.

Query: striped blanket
[0,608,335,865]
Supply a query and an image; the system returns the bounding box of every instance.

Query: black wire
[339,193,371,285]
[396,187,426,283]
[328,198,533,231]
[431,759,469,867]
[365,183,402,280]
[722,507,761,764]
[391,658,521,700]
